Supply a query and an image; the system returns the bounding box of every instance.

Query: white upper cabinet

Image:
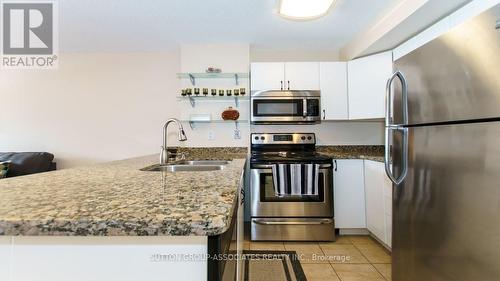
[320,62,348,120]
[348,51,393,120]
[250,62,285,91]
[334,159,366,229]
[284,62,320,90]
[250,62,320,91]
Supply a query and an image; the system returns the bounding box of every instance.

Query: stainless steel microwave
[250,90,321,124]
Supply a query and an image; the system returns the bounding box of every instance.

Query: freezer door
[393,4,500,125]
[392,121,500,281]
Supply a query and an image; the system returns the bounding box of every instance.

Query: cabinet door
[334,159,366,229]
[284,62,320,90]
[250,62,285,91]
[320,62,348,120]
[348,51,393,120]
[364,160,386,242]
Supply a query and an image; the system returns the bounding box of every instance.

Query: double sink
[141,160,230,172]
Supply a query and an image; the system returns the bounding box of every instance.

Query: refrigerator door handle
[385,70,409,185]
[385,70,408,127]
[385,126,408,185]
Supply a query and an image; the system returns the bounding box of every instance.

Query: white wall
[250,48,341,62]
[0,52,182,168]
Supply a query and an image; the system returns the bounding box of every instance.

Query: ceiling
[59,0,404,53]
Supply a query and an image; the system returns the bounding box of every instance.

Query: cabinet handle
[287,80,290,90]
[280,81,283,90]
[322,109,326,120]
[334,160,337,171]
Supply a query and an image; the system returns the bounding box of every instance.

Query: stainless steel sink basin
[174,160,230,165]
[140,160,229,172]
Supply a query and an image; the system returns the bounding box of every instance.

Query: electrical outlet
[234,129,241,140]
[208,131,215,140]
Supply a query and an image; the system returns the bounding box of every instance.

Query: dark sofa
[0,152,56,178]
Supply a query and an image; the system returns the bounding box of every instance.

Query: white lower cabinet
[334,159,392,247]
[364,160,392,247]
[333,159,366,229]
[0,237,10,281]
[364,160,386,242]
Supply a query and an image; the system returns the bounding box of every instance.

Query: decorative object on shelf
[181,89,187,96]
[240,88,246,96]
[221,107,240,121]
[234,89,240,96]
[189,114,211,129]
[219,90,225,96]
[211,89,217,96]
[206,67,222,73]
[177,72,249,86]
[194,88,200,96]
[226,90,232,96]
[186,88,192,96]
[203,88,209,96]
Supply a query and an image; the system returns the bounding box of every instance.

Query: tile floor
[244,235,392,281]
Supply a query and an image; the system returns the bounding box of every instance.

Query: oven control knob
[260,137,265,141]
[301,136,306,141]
[254,136,259,140]
[307,136,312,140]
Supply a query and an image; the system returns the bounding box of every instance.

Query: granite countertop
[317,145,384,162]
[0,150,247,237]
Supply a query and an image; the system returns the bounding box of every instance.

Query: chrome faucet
[160,118,187,165]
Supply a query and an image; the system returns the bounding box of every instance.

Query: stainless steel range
[250,133,334,241]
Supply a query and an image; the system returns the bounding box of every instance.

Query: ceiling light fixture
[277,0,336,21]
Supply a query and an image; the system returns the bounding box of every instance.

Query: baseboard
[338,228,370,235]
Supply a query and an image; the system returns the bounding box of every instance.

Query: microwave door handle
[303,99,307,118]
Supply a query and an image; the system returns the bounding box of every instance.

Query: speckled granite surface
[317,145,384,162]
[0,153,246,237]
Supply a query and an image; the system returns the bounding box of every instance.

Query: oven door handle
[252,164,332,169]
[252,219,334,225]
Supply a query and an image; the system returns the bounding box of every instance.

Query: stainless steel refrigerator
[385,4,500,281]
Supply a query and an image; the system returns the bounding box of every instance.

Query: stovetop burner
[250,133,332,164]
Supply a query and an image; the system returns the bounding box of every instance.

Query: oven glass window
[259,172,325,202]
[253,99,303,116]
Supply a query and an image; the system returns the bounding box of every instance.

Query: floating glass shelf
[176,72,249,86]
[177,95,249,107]
[180,119,249,129]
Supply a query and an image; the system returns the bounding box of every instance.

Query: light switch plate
[208,131,215,140]
[234,129,241,139]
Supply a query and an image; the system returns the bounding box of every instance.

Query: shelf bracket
[188,73,196,86]
[234,73,239,85]
[189,96,195,107]
[234,97,239,108]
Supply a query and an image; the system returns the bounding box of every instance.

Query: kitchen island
[0,152,246,281]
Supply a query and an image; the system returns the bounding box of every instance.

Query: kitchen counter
[0,151,246,237]
[317,145,384,162]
